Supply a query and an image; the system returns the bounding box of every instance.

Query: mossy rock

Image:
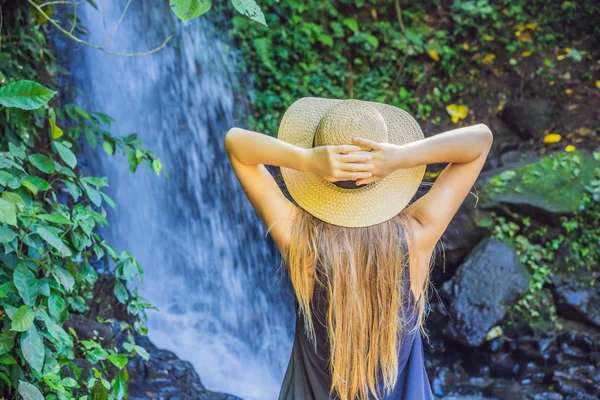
[480,151,599,215]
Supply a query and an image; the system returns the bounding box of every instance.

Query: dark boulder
[442,238,530,347]
[551,267,600,329]
[126,335,241,400]
[499,99,553,140]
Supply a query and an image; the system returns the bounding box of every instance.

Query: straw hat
[278,97,426,228]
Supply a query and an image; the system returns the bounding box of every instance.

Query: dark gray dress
[279,261,434,400]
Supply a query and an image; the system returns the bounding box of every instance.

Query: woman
[224,98,493,400]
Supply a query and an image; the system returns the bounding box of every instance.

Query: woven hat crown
[314,101,388,150]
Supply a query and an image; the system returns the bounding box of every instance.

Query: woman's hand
[351,137,411,185]
[302,144,374,182]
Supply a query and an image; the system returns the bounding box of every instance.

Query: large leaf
[28,154,56,174]
[0,171,21,189]
[21,324,44,373]
[169,0,211,21]
[21,176,51,195]
[0,326,16,354]
[14,264,39,306]
[36,213,72,225]
[0,226,17,243]
[0,198,17,226]
[36,226,72,257]
[37,309,72,347]
[11,305,34,332]
[113,279,129,304]
[48,293,67,320]
[231,0,266,25]
[52,141,77,168]
[52,267,75,292]
[18,380,45,400]
[0,80,56,110]
[109,353,128,369]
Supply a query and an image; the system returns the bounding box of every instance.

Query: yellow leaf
[515,31,521,37]
[481,54,496,65]
[563,47,572,53]
[462,42,469,50]
[565,89,573,95]
[522,50,532,57]
[483,34,494,41]
[596,80,600,89]
[549,80,555,85]
[525,22,539,30]
[543,133,561,144]
[427,49,440,62]
[565,144,576,152]
[446,104,469,124]
[557,54,566,60]
[49,116,63,139]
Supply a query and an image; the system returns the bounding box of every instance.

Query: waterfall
[68,2,294,398]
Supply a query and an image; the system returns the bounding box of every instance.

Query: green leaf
[28,154,56,174]
[343,18,359,33]
[53,141,77,168]
[134,345,150,361]
[0,353,16,364]
[37,309,72,347]
[169,0,211,20]
[152,158,163,175]
[21,176,51,195]
[52,267,75,292]
[21,324,44,373]
[109,353,128,369]
[0,171,21,189]
[49,114,64,139]
[14,264,39,306]
[11,305,35,332]
[113,280,129,304]
[82,183,102,207]
[231,0,266,25]
[0,198,17,226]
[36,226,72,257]
[0,226,17,243]
[102,140,115,156]
[18,380,45,400]
[8,142,26,159]
[0,80,56,110]
[2,192,25,206]
[0,325,16,354]
[36,213,72,225]
[48,293,67,320]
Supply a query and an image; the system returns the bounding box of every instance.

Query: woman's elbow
[476,123,494,150]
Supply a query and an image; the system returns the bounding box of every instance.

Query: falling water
[68,2,294,398]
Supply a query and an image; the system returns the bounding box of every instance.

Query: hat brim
[278,97,425,228]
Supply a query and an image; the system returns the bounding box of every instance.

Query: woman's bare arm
[224,127,373,252]
[353,123,493,249]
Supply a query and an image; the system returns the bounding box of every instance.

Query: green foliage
[0,6,158,399]
[216,0,599,136]
[170,0,266,25]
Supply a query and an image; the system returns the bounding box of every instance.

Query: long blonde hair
[282,208,430,400]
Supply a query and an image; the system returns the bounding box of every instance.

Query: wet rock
[551,268,600,328]
[126,335,241,400]
[499,99,553,140]
[442,238,530,347]
[479,151,600,219]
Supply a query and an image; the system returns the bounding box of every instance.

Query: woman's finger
[356,176,380,185]
[336,171,373,180]
[338,152,373,163]
[338,163,374,172]
[331,144,362,154]
[352,137,384,150]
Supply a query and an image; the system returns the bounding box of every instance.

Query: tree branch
[27,0,172,57]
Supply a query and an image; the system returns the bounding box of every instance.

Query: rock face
[551,268,600,328]
[126,335,241,400]
[480,151,600,218]
[442,238,530,347]
[499,99,553,140]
